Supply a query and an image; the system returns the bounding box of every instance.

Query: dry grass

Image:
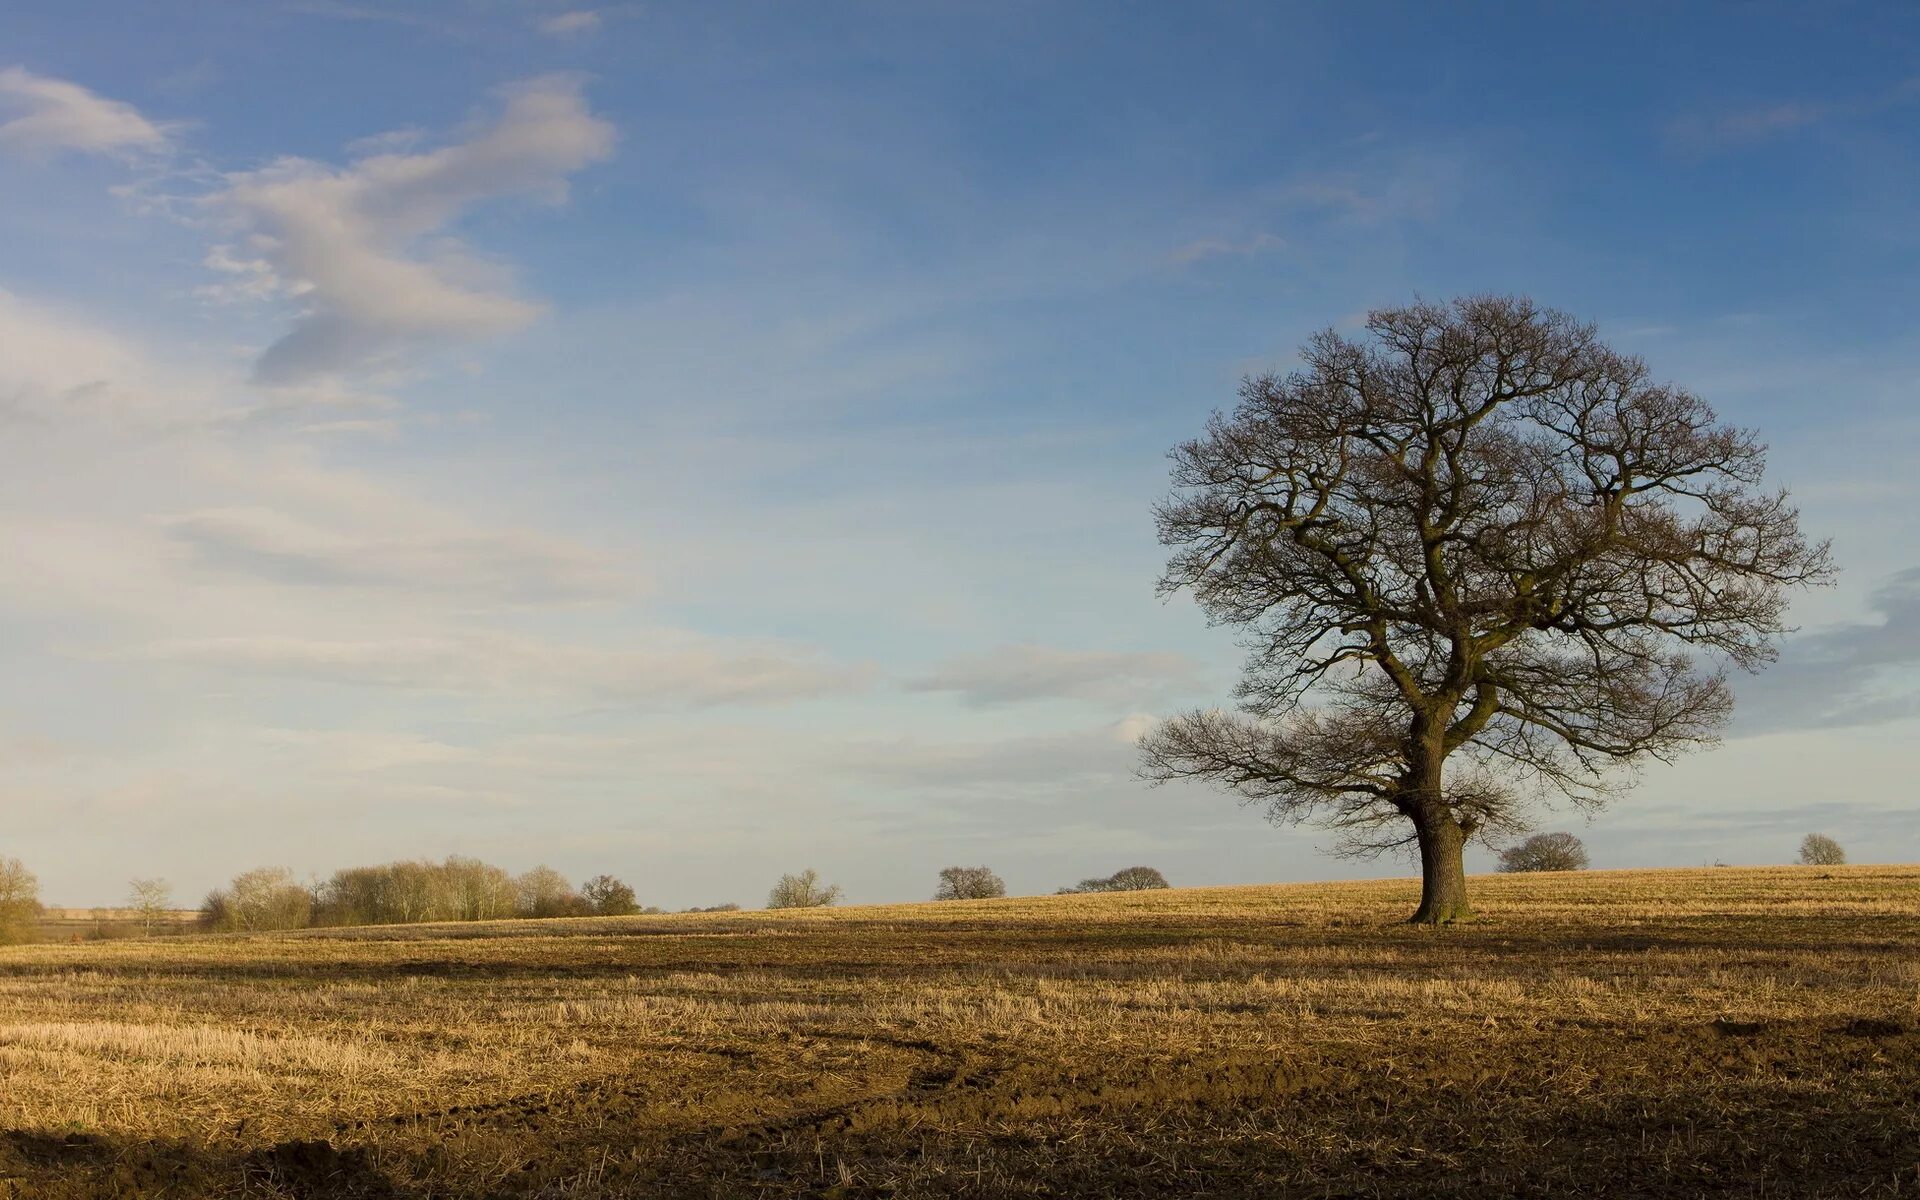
[0,865,1915,1197]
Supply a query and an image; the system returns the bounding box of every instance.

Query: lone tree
[934,866,1006,901]
[580,873,641,916]
[0,856,41,945]
[766,869,842,909]
[126,878,174,935]
[1797,833,1846,866]
[1497,832,1590,873]
[1141,297,1830,923]
[1060,866,1171,893]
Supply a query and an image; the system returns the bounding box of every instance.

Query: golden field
[0,865,1916,1198]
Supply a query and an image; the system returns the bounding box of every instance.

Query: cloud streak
[163,506,634,604]
[0,67,172,157]
[139,630,874,707]
[907,644,1202,708]
[208,75,614,382]
[1733,566,1920,733]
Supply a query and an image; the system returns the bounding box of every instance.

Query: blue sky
[2,2,1917,907]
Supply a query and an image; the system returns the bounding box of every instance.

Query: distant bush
[581,874,640,916]
[0,856,42,944]
[126,878,174,935]
[1059,866,1170,894]
[1497,833,1590,873]
[516,865,589,919]
[684,903,741,913]
[1798,834,1846,866]
[934,866,1005,901]
[312,856,519,926]
[202,867,312,932]
[767,869,842,909]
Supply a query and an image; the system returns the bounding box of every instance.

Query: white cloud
[139,630,874,707]
[840,715,1151,788]
[208,75,615,382]
[162,505,634,603]
[907,644,1202,707]
[538,10,603,36]
[0,67,171,156]
[0,287,224,429]
[1169,231,1284,266]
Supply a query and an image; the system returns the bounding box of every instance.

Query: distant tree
[933,866,1006,901]
[1100,866,1170,891]
[1140,297,1832,922]
[441,856,519,921]
[1798,833,1846,866]
[516,865,585,918]
[684,903,741,913]
[126,878,174,935]
[203,867,311,932]
[766,869,842,909]
[581,874,640,916]
[1059,866,1171,894]
[1497,832,1590,873]
[0,856,42,944]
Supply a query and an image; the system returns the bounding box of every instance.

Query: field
[0,866,1916,1198]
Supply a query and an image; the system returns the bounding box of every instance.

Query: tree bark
[1409,809,1472,924]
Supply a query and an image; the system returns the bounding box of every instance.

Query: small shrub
[934,866,1006,901]
[0,856,42,944]
[1797,834,1845,866]
[1059,866,1171,894]
[202,867,312,932]
[580,874,640,916]
[767,869,842,909]
[1497,833,1590,873]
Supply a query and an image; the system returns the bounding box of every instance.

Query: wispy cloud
[0,67,173,158]
[208,75,614,382]
[1668,76,1920,150]
[138,630,874,707]
[1733,566,1920,734]
[162,505,635,604]
[1169,231,1284,266]
[907,644,1202,708]
[538,10,603,37]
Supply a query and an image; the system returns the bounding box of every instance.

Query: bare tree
[581,874,640,916]
[203,867,311,932]
[515,865,584,919]
[1797,833,1846,866]
[0,856,41,945]
[766,869,842,909]
[1059,866,1171,893]
[934,866,1006,901]
[1142,297,1831,922]
[126,878,174,935]
[1497,832,1590,873]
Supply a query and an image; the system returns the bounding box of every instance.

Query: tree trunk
[1408,811,1472,924]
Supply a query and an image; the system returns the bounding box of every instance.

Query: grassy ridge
[0,865,1915,1197]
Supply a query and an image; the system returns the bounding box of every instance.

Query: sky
[2,2,1917,908]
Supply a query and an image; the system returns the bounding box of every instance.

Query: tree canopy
[1142,297,1830,921]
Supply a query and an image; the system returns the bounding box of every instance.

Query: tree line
[197,857,673,932]
[0,833,1857,944]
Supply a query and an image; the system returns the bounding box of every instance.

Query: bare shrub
[202,867,312,932]
[0,856,42,944]
[580,874,640,916]
[1798,834,1846,866]
[934,866,1006,901]
[516,865,587,918]
[1497,833,1590,873]
[125,878,174,935]
[767,869,842,909]
[1060,866,1171,894]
